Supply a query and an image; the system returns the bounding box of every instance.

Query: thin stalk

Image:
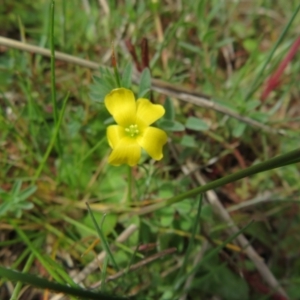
[61,0,66,47]
[111,42,121,87]
[114,65,121,88]
[50,0,62,155]
[50,0,59,124]
[136,148,300,215]
[78,136,106,164]
[86,202,120,271]
[33,92,69,182]
[10,223,62,283]
[0,267,126,300]
[101,256,109,291]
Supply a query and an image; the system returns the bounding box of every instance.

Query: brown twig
[124,39,142,71]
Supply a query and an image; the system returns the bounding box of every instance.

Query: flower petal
[107,125,125,149]
[108,137,141,166]
[104,88,136,126]
[137,127,167,161]
[135,99,165,126]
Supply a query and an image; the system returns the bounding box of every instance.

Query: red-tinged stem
[261,36,300,100]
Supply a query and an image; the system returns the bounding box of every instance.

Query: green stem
[86,203,120,271]
[114,65,122,88]
[50,0,58,124]
[127,166,132,202]
[0,267,125,300]
[137,148,300,215]
[50,0,63,155]
[33,92,69,182]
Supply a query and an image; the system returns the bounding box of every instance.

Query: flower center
[125,124,139,137]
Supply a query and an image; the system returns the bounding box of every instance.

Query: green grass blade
[137,148,300,214]
[78,136,106,164]
[33,91,69,181]
[101,255,109,291]
[49,0,59,125]
[11,223,79,288]
[10,223,64,284]
[0,267,128,300]
[166,148,300,205]
[10,252,35,300]
[50,0,62,155]
[86,203,120,271]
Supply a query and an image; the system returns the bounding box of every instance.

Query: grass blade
[0,267,127,300]
[136,148,300,215]
[33,91,69,182]
[10,252,35,300]
[86,203,120,271]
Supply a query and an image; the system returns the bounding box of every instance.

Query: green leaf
[0,201,11,216]
[232,122,246,138]
[121,61,132,89]
[157,206,174,227]
[18,202,34,210]
[138,68,151,98]
[173,200,192,215]
[180,135,197,148]
[18,185,37,201]
[92,76,113,91]
[202,30,216,43]
[243,38,258,52]
[249,111,269,123]
[11,180,22,195]
[185,117,209,131]
[158,119,185,131]
[90,76,113,103]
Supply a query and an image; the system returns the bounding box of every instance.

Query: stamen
[125,124,139,137]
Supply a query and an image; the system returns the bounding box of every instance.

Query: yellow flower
[104,88,168,166]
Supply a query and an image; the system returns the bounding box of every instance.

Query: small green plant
[0,180,36,218]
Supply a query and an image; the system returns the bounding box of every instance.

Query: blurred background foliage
[0,0,300,299]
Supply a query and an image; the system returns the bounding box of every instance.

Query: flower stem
[127,166,132,202]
